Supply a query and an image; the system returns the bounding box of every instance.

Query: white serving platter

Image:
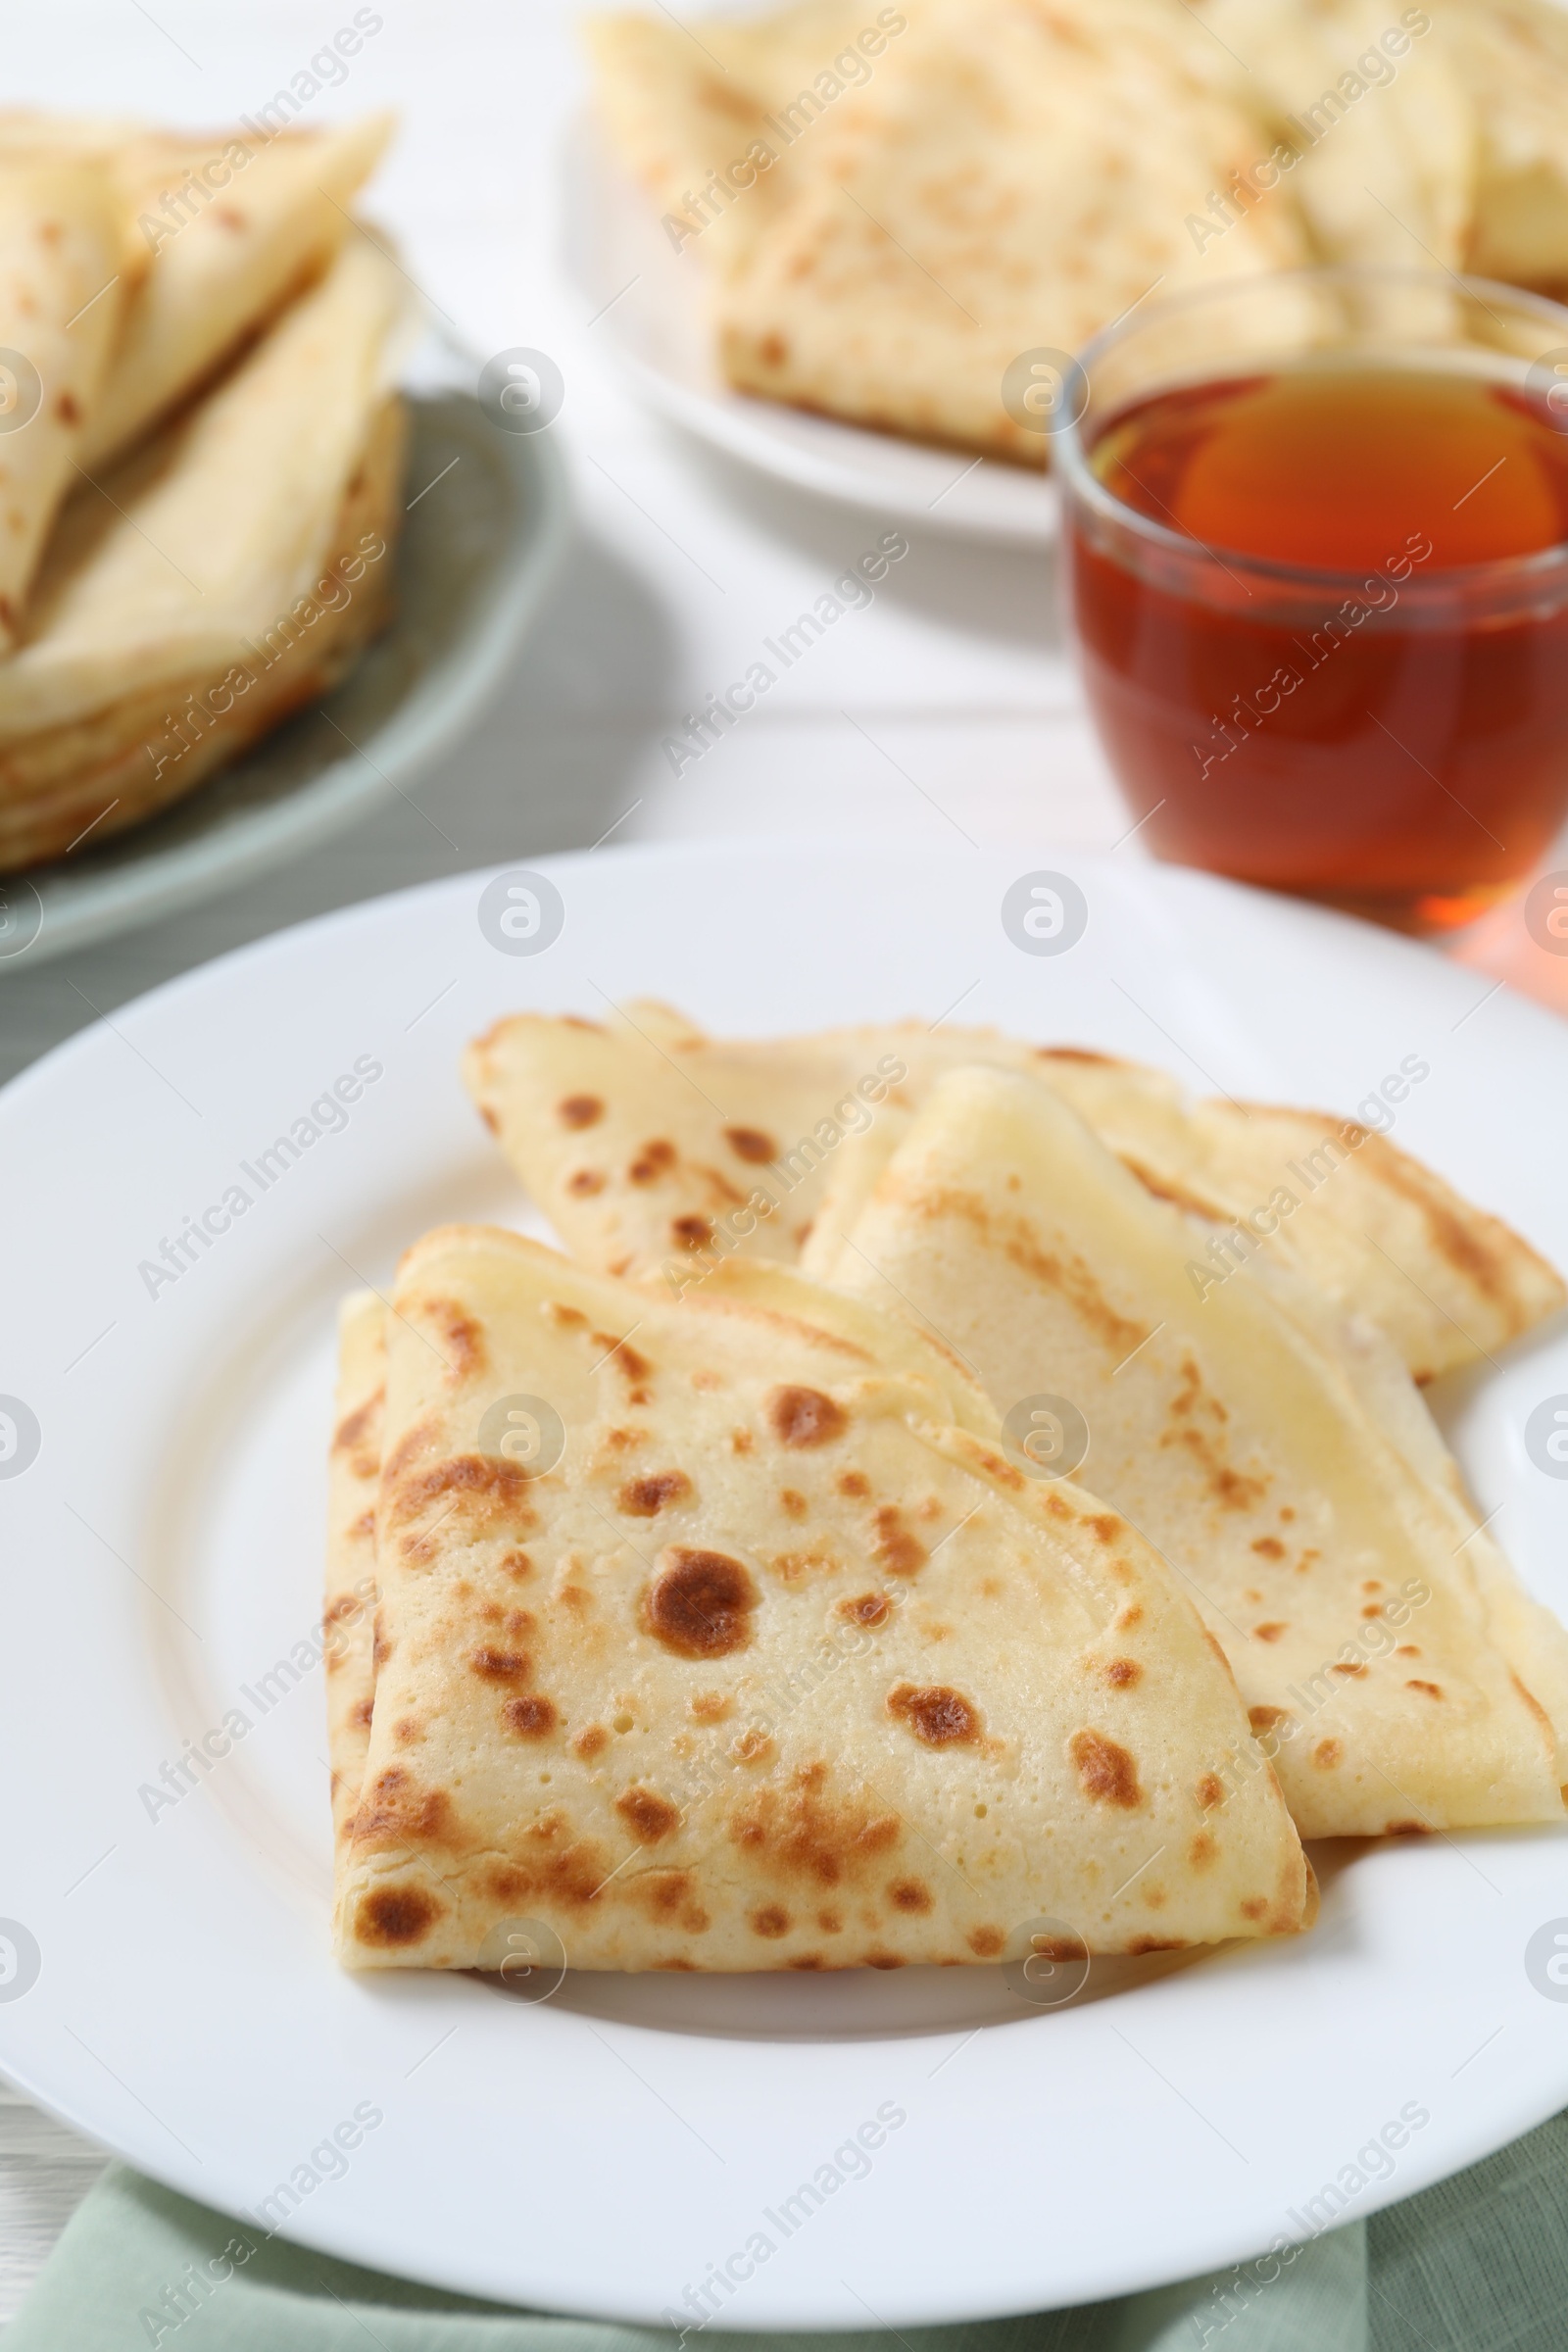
[1,840,1564,2326]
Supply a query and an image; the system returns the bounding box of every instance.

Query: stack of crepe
[323,1002,1568,1977]
[0,111,408,870]
[585,0,1568,462]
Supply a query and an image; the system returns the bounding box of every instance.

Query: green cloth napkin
[12,2110,1567,2351]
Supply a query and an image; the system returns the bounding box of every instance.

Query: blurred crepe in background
[0,237,408,871]
[0,109,393,463]
[81,113,394,467]
[591,0,1303,461]
[0,110,411,873]
[1201,0,1475,273]
[716,0,1306,459]
[0,157,123,649]
[1444,0,1568,281]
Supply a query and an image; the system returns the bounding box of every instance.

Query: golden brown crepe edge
[324,1292,384,1885]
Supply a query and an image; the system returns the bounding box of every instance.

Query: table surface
[3,0,1566,2326]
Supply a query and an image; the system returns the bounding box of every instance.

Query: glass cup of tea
[1051,267,1568,934]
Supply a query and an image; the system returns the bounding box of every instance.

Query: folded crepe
[0,233,409,871]
[462,1005,1564,1383]
[80,113,394,470]
[708,0,1306,460]
[584,0,878,278]
[591,0,1568,454]
[1093,1089,1566,1384]
[805,1055,1567,1386]
[1443,0,1568,283]
[823,1064,1568,1838]
[0,114,221,286]
[1198,0,1475,272]
[0,156,123,649]
[328,1224,1311,1970]
[0,111,393,463]
[463,999,924,1276]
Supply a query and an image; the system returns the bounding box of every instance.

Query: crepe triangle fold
[326,1224,1312,1972]
[461,1004,1564,1384]
[80,113,394,469]
[582,5,867,279]
[0,156,124,649]
[821,1063,1568,1838]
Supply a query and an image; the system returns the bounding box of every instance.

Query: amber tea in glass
[1056,270,1568,933]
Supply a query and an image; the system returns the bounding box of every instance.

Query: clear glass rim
[1054,263,1568,595]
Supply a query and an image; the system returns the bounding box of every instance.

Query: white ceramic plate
[3,840,1566,2328]
[561,120,1058,546]
[0,348,570,974]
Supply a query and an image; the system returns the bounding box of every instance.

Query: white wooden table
[2,0,1563,2325]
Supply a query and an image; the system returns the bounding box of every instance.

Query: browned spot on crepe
[619,1470,693,1517]
[768,1386,847,1447]
[888,1682,979,1746]
[643,1547,759,1658]
[1068,1728,1141,1808]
